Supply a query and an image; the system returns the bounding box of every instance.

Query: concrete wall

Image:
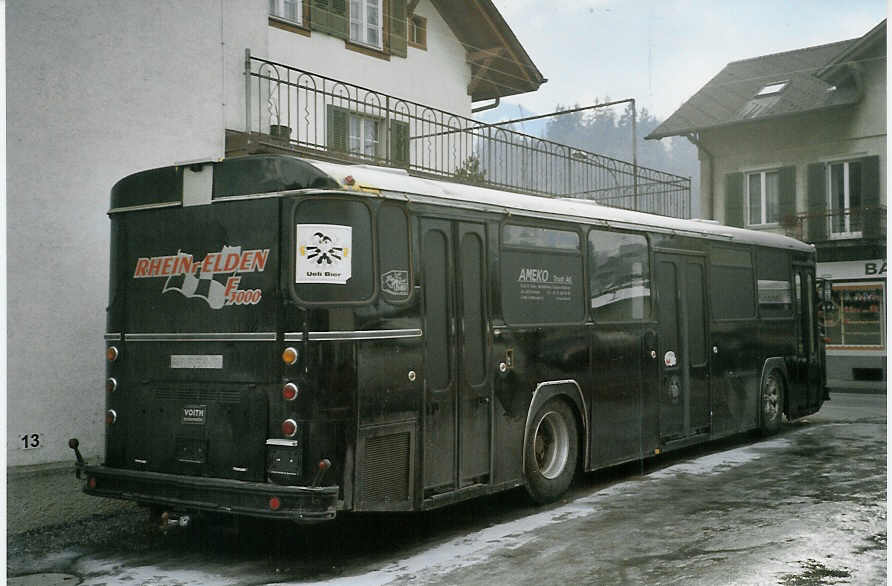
[5,0,267,467]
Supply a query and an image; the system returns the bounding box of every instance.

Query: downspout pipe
[686,132,714,220]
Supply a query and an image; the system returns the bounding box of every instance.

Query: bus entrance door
[655,253,710,441]
[421,219,491,496]
[792,266,821,414]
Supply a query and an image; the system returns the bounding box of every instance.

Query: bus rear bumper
[81,465,339,523]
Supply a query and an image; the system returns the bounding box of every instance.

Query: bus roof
[306,159,814,253]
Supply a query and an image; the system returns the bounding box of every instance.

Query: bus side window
[377,205,411,301]
[500,224,584,325]
[756,248,793,318]
[710,247,755,320]
[587,230,650,321]
[794,273,804,353]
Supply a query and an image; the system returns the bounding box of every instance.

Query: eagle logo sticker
[296,224,352,284]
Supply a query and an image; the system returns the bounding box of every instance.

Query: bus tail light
[281,419,298,438]
[282,347,298,365]
[88,476,97,490]
[268,496,282,511]
[106,378,118,393]
[106,346,119,362]
[105,410,117,425]
[282,382,299,401]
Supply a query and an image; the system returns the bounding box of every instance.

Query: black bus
[72,154,826,522]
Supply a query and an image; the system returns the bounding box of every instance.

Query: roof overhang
[430,0,546,102]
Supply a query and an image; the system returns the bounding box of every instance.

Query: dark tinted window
[756,248,792,317]
[503,225,580,250]
[294,199,373,303]
[710,246,754,319]
[501,249,584,324]
[423,230,451,389]
[588,230,650,321]
[377,205,411,301]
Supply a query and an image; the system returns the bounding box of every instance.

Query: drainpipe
[686,132,714,220]
[471,97,500,113]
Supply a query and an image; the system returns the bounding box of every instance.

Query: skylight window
[755,81,788,97]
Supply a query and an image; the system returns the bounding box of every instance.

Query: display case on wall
[824,283,885,348]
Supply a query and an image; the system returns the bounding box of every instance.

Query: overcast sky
[489,0,886,121]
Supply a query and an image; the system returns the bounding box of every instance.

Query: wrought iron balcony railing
[239,51,691,219]
[782,206,886,242]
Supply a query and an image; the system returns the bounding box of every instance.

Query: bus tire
[524,398,578,504]
[760,370,784,435]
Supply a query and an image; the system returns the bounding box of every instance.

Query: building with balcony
[5,0,548,469]
[8,0,691,474]
[648,20,887,387]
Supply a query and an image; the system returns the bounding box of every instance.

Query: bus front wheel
[760,370,784,435]
[524,398,578,504]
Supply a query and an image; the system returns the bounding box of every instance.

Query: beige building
[649,21,887,388]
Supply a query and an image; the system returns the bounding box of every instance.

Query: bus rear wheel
[524,398,578,504]
[760,371,784,435]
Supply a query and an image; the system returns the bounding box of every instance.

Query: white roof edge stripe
[305,159,814,253]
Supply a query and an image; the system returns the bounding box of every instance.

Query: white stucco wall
[5,0,266,467]
[266,0,472,117]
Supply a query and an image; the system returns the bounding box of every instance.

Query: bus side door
[792,266,821,414]
[654,253,710,440]
[420,219,492,496]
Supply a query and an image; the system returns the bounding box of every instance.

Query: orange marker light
[282,347,298,365]
[106,378,118,393]
[106,346,119,362]
[106,410,117,425]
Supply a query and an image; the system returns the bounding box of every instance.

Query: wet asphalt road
[8,392,886,585]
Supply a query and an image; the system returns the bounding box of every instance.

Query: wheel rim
[533,410,570,479]
[763,376,780,423]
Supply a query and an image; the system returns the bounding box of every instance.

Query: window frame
[745,169,781,227]
[349,0,384,50]
[586,228,652,323]
[826,159,863,239]
[499,222,585,327]
[269,0,304,26]
[408,14,427,50]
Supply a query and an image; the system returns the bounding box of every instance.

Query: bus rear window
[294,199,373,303]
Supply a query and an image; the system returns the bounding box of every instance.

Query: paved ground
[7,392,886,585]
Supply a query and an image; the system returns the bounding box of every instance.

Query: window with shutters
[746,170,780,226]
[408,14,427,49]
[827,160,863,237]
[327,105,409,164]
[270,0,303,25]
[350,0,383,49]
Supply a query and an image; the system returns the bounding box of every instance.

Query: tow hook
[68,438,85,479]
[160,511,191,529]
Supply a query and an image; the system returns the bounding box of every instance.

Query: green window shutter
[390,120,410,167]
[724,172,744,227]
[327,106,349,154]
[806,163,827,242]
[861,155,881,239]
[311,0,348,39]
[389,0,408,57]
[777,166,796,225]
